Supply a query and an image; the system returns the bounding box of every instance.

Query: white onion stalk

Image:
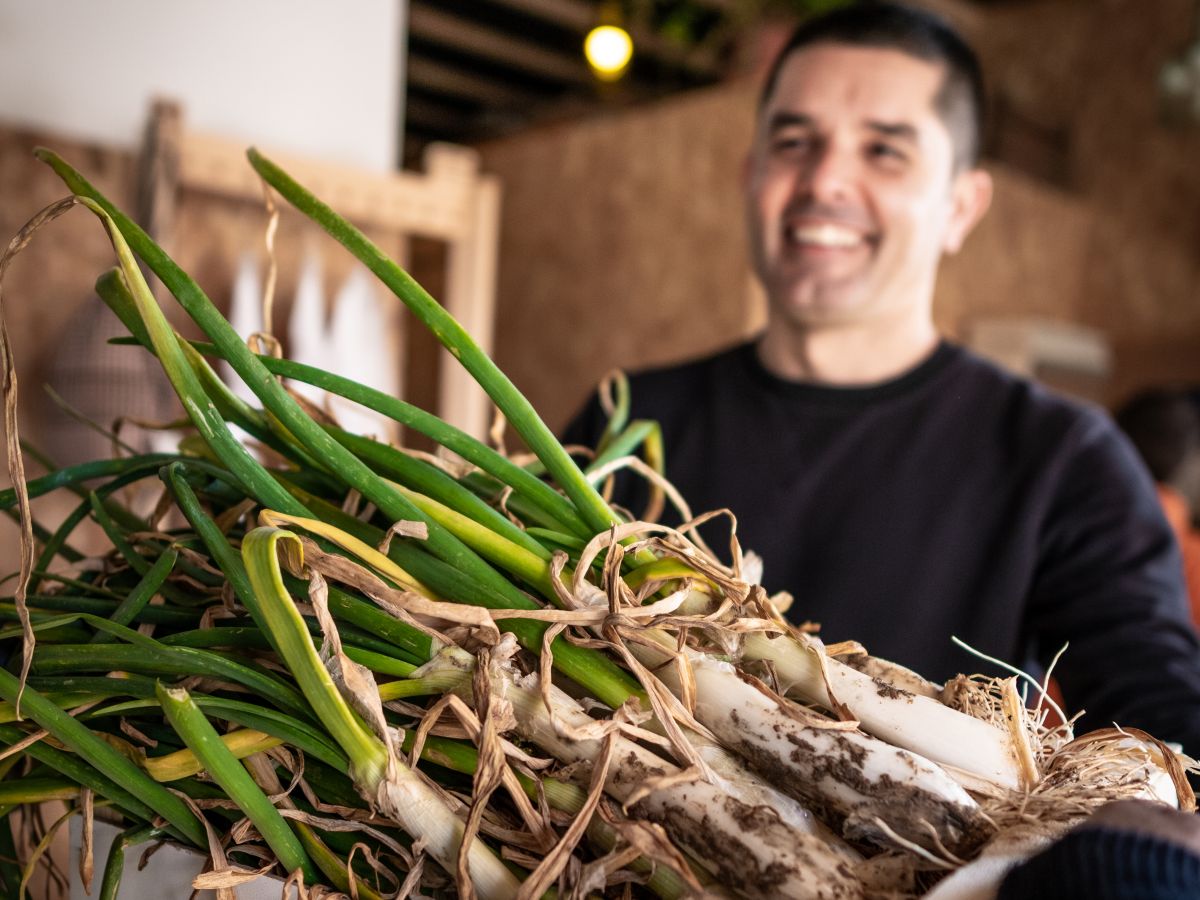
[562,523,1021,793]
[827,642,943,700]
[242,527,520,899]
[558,545,992,853]
[657,652,988,855]
[418,648,865,900]
[672,724,859,857]
[742,631,1024,790]
[635,552,1018,790]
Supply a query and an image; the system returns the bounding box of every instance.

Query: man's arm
[999,800,1200,899]
[1026,411,1200,752]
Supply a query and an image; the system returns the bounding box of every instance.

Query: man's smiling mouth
[785,222,874,253]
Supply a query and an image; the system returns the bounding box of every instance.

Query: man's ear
[942,168,993,254]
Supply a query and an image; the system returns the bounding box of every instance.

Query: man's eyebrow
[766,112,815,132]
[865,120,919,142]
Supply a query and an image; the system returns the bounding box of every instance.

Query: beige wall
[480,0,1200,433]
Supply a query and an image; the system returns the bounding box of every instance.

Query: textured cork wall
[478,81,763,433]
[480,0,1200,432]
[955,0,1200,403]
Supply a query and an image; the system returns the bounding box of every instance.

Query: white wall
[0,0,404,170]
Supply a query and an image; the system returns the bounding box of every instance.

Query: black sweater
[564,340,1200,750]
[999,828,1200,899]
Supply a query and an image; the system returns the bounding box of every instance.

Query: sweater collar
[738,338,960,408]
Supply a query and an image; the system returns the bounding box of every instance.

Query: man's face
[744,43,988,331]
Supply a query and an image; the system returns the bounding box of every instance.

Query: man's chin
[772,287,872,328]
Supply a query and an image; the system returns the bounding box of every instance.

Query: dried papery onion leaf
[0,196,81,716]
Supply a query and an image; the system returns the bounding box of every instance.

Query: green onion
[156,681,317,881]
[0,777,78,805]
[0,673,205,846]
[96,824,165,900]
[246,148,622,538]
[241,525,521,898]
[90,547,178,642]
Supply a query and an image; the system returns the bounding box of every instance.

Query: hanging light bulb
[585,3,633,82]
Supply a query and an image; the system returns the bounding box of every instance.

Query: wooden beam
[687,0,737,11]
[408,5,592,85]
[406,55,545,108]
[485,0,591,31]
[177,130,480,239]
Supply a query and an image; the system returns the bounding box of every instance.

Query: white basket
[69,818,295,899]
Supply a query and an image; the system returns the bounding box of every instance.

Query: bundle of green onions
[0,149,1192,899]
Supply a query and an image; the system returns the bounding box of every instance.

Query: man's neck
[756,315,941,385]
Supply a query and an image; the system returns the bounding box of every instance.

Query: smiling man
[747,38,990,383]
[564,2,1200,753]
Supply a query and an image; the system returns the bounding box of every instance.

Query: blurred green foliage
[644,0,857,57]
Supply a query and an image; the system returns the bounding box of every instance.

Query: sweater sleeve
[998,827,1200,900]
[1024,410,1200,753]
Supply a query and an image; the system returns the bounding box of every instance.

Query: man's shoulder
[943,343,1124,458]
[949,344,1108,423]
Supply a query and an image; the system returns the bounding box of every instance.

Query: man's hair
[1115,389,1200,484]
[758,1,986,169]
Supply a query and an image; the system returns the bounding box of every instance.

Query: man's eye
[868,142,905,162]
[771,135,811,153]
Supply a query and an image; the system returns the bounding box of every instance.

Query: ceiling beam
[408,5,593,86]
[406,55,546,107]
[486,0,593,31]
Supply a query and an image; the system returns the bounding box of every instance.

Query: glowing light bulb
[584,25,633,81]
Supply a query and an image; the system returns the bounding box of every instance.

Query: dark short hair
[1115,389,1200,483]
[758,1,986,168]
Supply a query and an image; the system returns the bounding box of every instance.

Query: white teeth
[789,223,863,248]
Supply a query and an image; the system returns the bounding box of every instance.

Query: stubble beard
[768,264,878,330]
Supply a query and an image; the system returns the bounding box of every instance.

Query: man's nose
[801,145,854,204]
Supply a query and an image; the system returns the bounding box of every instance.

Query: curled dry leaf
[308,569,395,754]
[515,715,619,900]
[192,860,278,890]
[300,535,498,646]
[378,518,429,554]
[79,788,94,895]
[0,195,82,716]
